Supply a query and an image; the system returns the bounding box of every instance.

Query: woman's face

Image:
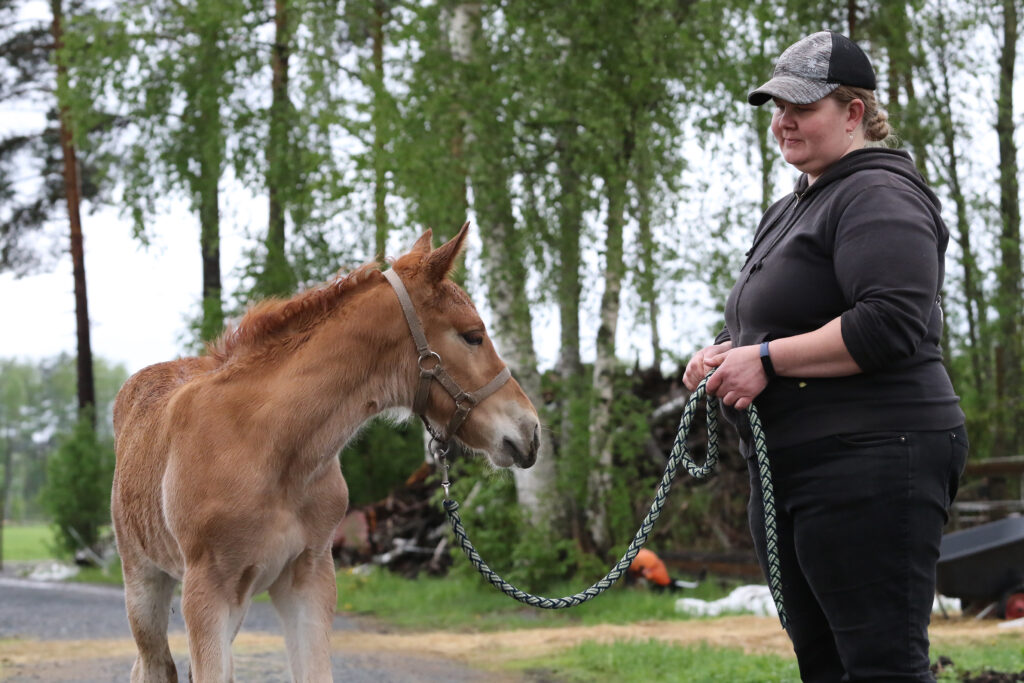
[770,96,862,184]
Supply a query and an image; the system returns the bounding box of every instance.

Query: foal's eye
[461,331,484,346]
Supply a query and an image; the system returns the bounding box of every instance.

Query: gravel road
[0,571,531,682]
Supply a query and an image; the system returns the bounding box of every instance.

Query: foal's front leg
[269,548,337,682]
[180,563,252,682]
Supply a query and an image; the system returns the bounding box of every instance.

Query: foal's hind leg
[269,548,337,681]
[123,562,179,683]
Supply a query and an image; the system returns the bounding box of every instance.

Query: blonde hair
[831,86,893,143]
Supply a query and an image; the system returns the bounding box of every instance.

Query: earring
[847,130,854,139]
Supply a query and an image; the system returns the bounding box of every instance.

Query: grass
[932,639,1024,680]
[75,561,124,585]
[337,567,1024,681]
[512,640,800,682]
[0,523,56,562]
[335,566,740,631]
[514,638,1024,682]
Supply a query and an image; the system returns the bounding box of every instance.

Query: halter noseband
[383,268,511,450]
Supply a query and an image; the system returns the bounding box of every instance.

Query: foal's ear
[424,221,470,282]
[410,229,433,255]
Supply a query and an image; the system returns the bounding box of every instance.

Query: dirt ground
[3,614,1019,681]
[328,615,1024,664]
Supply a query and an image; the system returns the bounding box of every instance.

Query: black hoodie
[719,147,964,449]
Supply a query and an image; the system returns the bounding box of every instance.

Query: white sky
[0,201,249,374]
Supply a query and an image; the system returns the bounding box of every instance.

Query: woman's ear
[847,98,866,131]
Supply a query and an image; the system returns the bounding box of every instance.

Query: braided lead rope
[443,374,789,628]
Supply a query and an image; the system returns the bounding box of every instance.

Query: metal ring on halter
[418,351,442,372]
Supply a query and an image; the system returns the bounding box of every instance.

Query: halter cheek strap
[383,268,511,442]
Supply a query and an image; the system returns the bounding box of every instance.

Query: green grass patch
[515,639,1024,683]
[73,560,124,586]
[512,640,799,682]
[335,566,740,631]
[931,638,1024,680]
[1,524,56,562]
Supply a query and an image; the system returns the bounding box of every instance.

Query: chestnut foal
[112,224,540,682]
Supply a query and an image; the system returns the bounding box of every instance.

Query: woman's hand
[683,341,733,390]
[704,344,768,410]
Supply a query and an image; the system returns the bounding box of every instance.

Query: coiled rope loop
[442,373,788,629]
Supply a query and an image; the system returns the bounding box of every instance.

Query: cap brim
[748,75,839,106]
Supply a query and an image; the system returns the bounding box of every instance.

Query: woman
[684,31,967,682]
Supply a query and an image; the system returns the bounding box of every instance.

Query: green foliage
[39,409,114,557]
[339,418,425,507]
[0,355,126,526]
[0,0,112,276]
[444,455,583,590]
[605,372,661,548]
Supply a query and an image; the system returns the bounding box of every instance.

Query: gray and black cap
[748,31,876,106]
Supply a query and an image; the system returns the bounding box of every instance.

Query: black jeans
[746,426,968,682]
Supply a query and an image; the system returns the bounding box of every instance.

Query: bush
[39,410,114,558]
[340,417,425,507]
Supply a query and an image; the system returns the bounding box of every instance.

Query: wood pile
[332,462,452,576]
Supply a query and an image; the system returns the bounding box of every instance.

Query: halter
[383,268,511,472]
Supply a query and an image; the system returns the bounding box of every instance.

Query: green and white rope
[442,373,789,629]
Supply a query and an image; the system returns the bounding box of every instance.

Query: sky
[0,202,250,374]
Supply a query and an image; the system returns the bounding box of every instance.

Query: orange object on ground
[629,548,672,587]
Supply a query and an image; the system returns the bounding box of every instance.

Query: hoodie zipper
[742,188,808,274]
[729,189,810,341]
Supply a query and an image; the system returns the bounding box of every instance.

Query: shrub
[39,410,114,558]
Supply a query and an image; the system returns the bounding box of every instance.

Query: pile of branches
[332,462,452,576]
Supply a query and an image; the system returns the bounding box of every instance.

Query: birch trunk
[635,153,661,370]
[587,132,632,552]
[451,3,557,524]
[371,0,389,261]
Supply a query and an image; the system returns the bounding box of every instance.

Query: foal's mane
[208,261,382,364]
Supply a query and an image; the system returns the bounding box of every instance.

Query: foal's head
[388,223,540,469]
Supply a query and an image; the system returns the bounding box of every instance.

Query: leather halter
[383,268,511,447]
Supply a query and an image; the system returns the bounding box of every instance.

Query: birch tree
[68,0,256,342]
[444,3,561,523]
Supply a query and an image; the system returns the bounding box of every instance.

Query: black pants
[746,426,968,682]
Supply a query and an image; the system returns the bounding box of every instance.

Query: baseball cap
[748,31,877,106]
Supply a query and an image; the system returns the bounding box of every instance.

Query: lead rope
[440,373,788,629]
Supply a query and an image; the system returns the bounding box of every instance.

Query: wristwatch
[759,341,777,380]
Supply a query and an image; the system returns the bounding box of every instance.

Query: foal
[112,224,540,682]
